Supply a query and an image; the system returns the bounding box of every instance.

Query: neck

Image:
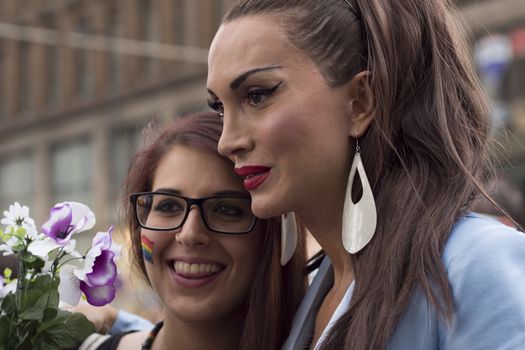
[298,202,354,289]
[155,313,243,350]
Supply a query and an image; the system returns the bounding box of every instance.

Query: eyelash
[207,81,282,116]
[243,82,282,107]
[207,99,224,116]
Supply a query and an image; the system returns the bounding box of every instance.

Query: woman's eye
[245,81,282,107]
[216,204,243,217]
[247,90,265,105]
[207,99,224,115]
[153,200,184,215]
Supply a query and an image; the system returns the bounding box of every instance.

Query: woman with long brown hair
[206,0,525,348]
[86,112,305,350]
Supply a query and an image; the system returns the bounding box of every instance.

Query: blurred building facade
[460,0,525,200]
[0,0,523,252]
[0,0,233,251]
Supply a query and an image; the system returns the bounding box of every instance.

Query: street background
[0,0,524,322]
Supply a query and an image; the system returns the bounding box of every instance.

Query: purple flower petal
[84,250,117,287]
[79,282,116,306]
[41,203,73,244]
[92,226,114,251]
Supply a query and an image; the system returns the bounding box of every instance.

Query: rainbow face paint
[141,236,154,263]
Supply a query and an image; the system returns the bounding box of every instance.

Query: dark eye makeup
[206,80,282,115]
[245,81,282,107]
[207,99,224,115]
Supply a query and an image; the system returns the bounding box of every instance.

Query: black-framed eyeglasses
[130,191,257,234]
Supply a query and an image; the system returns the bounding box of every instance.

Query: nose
[217,112,254,159]
[175,206,211,247]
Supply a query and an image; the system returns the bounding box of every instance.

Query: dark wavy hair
[123,112,306,349]
[225,0,495,348]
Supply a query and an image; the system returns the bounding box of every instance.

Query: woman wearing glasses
[206,0,525,349]
[89,112,305,350]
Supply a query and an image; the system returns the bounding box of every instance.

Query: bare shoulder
[116,330,149,350]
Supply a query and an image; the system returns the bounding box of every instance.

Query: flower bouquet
[0,202,120,350]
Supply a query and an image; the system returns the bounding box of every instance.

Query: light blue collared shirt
[284,213,525,349]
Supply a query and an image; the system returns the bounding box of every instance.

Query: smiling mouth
[172,261,224,279]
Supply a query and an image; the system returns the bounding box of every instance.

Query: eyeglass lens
[135,193,255,233]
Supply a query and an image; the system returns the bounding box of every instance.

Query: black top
[96,321,164,350]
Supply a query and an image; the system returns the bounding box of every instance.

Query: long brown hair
[123,112,306,350]
[225,0,494,348]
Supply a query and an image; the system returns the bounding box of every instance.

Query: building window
[173,0,185,45]
[74,17,93,97]
[108,8,123,91]
[44,18,61,106]
[141,0,158,77]
[18,42,30,111]
[0,153,34,212]
[0,41,4,118]
[110,124,144,199]
[46,45,61,106]
[51,139,92,206]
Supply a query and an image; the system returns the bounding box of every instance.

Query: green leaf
[33,310,95,349]
[13,227,27,239]
[0,315,14,348]
[42,307,58,322]
[0,293,16,316]
[27,257,45,272]
[20,251,37,263]
[19,291,45,321]
[19,284,59,321]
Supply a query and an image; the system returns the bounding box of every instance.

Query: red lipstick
[235,166,271,191]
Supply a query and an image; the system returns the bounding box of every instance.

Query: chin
[251,199,286,219]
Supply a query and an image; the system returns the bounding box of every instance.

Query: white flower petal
[24,224,38,239]
[58,265,82,306]
[64,239,82,258]
[43,259,54,272]
[111,241,122,258]
[0,280,17,299]
[27,237,60,258]
[64,202,95,234]
[0,218,12,226]
[74,245,102,282]
[0,244,14,256]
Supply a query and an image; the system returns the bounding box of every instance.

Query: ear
[345,71,375,138]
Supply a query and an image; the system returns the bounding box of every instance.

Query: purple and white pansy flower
[28,202,95,259]
[58,226,121,306]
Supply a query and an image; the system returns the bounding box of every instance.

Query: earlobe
[346,71,375,137]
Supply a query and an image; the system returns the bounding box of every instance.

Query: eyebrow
[229,65,283,90]
[154,188,249,198]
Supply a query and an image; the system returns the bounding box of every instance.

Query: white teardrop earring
[342,140,377,254]
[281,212,297,265]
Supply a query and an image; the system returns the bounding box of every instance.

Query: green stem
[57,256,84,269]
[15,248,26,311]
[44,247,65,312]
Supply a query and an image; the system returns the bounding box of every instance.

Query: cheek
[224,235,264,279]
[141,234,155,264]
[141,231,172,264]
[259,108,310,153]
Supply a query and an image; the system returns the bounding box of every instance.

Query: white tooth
[174,261,221,275]
[182,262,191,274]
